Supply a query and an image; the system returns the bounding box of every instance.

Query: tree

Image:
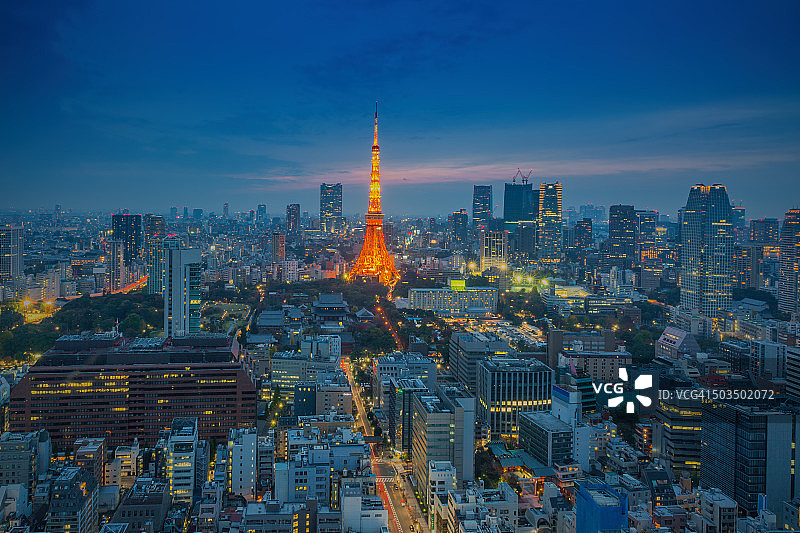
[0,308,23,332]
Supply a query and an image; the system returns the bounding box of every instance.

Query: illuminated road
[345,357,420,533]
[375,304,404,350]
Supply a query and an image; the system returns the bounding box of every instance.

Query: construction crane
[511,168,534,184]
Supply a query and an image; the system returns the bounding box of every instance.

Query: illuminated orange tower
[349,105,401,290]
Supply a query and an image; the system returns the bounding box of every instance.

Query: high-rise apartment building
[143,214,166,295]
[679,184,734,320]
[537,182,563,264]
[107,240,127,292]
[479,230,507,272]
[450,209,469,251]
[778,209,800,314]
[271,232,286,262]
[320,183,343,233]
[472,185,493,228]
[0,219,24,289]
[112,213,143,266]
[167,418,198,505]
[733,243,763,290]
[286,204,300,235]
[163,238,202,337]
[605,205,637,269]
[227,427,258,500]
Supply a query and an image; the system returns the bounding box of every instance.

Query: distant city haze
[2,2,799,218]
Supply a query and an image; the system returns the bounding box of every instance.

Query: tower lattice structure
[349,106,401,290]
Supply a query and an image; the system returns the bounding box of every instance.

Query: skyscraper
[778,209,800,314]
[604,205,637,269]
[700,403,800,516]
[170,206,178,219]
[0,219,24,290]
[749,218,780,243]
[271,232,286,262]
[320,183,343,233]
[163,237,202,337]
[574,218,593,250]
[450,209,469,251]
[111,213,143,267]
[472,185,493,229]
[143,214,166,295]
[537,182,563,264]
[286,204,300,235]
[256,204,267,223]
[223,203,230,219]
[635,209,659,262]
[679,184,734,320]
[479,230,507,272]
[503,181,537,230]
[107,240,127,292]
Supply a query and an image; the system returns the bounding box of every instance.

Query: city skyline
[2,2,800,218]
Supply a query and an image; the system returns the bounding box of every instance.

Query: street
[344,357,427,533]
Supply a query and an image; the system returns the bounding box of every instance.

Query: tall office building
[635,209,659,263]
[779,209,800,314]
[0,219,24,289]
[271,233,286,262]
[472,185,493,228]
[411,382,475,490]
[170,206,178,219]
[183,206,189,219]
[286,204,300,235]
[256,204,267,223]
[223,203,230,219]
[143,214,166,295]
[749,218,780,243]
[537,182,563,264]
[679,184,735,320]
[503,181,537,229]
[450,209,469,251]
[604,205,637,269]
[476,358,553,439]
[163,238,202,337]
[111,213,143,266]
[479,230,507,272]
[320,183,343,233]
[574,218,593,250]
[700,404,800,516]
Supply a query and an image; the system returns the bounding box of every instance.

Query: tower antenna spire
[374,101,378,147]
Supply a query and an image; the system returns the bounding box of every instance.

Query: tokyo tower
[349,105,401,290]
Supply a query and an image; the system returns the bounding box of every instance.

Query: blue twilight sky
[2,0,799,219]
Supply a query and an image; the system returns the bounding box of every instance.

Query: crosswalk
[374,476,396,483]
